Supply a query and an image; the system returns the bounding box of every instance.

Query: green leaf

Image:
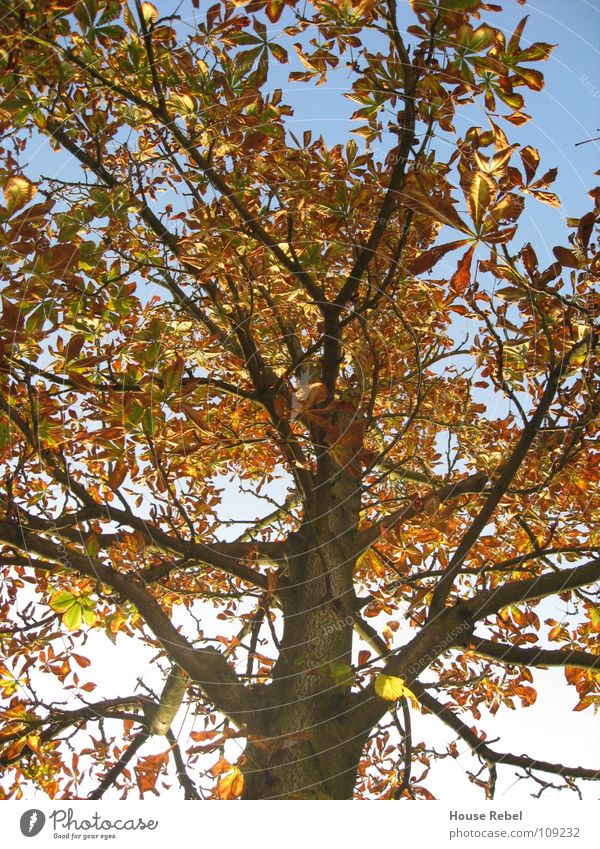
[50,591,96,629]
[49,590,77,613]
[62,603,83,631]
[82,607,98,627]
[328,661,355,690]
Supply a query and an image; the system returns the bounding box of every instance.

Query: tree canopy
[0,0,598,800]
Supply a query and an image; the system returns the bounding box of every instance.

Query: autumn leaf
[209,755,232,778]
[553,246,579,269]
[216,766,244,799]
[135,750,170,796]
[4,737,27,761]
[3,175,37,214]
[63,332,86,363]
[108,458,127,490]
[181,403,212,434]
[449,244,476,294]
[402,174,471,234]
[0,0,597,806]
[515,67,544,91]
[404,240,469,275]
[375,674,419,708]
[520,145,540,183]
[141,2,158,25]
[464,171,497,230]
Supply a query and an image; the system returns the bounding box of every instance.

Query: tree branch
[0,697,148,767]
[88,730,149,800]
[455,636,600,673]
[352,557,600,730]
[429,349,588,619]
[360,471,489,549]
[411,682,600,782]
[335,1,418,308]
[463,557,600,622]
[166,728,201,800]
[0,521,259,727]
[3,494,281,590]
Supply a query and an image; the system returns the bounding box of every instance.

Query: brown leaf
[577,211,595,249]
[521,242,538,274]
[402,174,471,234]
[531,190,560,208]
[64,333,86,363]
[404,240,468,276]
[553,246,580,268]
[181,403,211,433]
[487,193,524,225]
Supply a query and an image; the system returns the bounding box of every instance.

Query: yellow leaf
[169,94,195,115]
[141,2,158,24]
[27,732,42,755]
[3,175,37,214]
[464,171,496,230]
[375,674,419,708]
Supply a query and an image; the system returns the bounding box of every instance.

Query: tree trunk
[241,468,370,799]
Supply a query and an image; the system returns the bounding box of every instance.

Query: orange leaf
[449,245,475,294]
[108,458,127,490]
[4,737,27,760]
[181,403,211,433]
[134,750,169,796]
[27,733,42,755]
[216,766,244,799]
[209,755,232,778]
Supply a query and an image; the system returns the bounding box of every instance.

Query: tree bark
[241,468,368,799]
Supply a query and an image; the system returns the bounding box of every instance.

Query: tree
[0,0,598,801]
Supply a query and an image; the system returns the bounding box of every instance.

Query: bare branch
[411,682,600,782]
